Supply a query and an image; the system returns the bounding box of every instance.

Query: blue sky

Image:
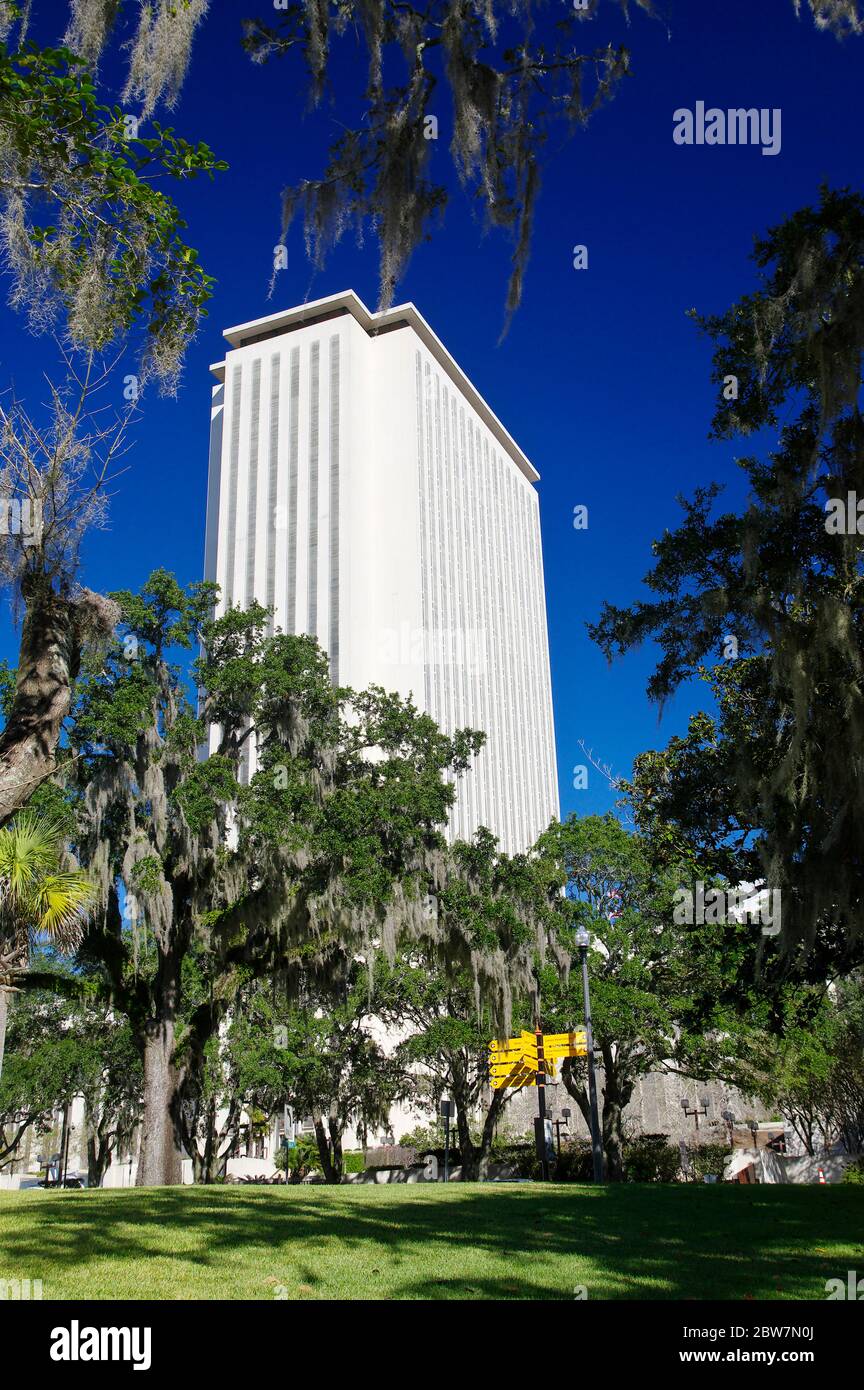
[1,0,862,823]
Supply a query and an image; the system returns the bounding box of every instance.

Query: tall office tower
[205,290,558,853]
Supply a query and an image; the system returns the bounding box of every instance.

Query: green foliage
[687,1143,731,1182]
[397,1123,443,1152]
[53,568,567,1183]
[623,1134,681,1184]
[590,188,864,966]
[487,1137,594,1182]
[0,809,95,1005]
[534,812,772,1181]
[841,1157,864,1184]
[0,662,14,722]
[0,978,141,1173]
[0,38,225,387]
[273,1134,320,1181]
[749,974,864,1155]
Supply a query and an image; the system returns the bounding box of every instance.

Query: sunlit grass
[1,1182,861,1300]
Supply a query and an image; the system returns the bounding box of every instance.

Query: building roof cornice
[209,289,539,483]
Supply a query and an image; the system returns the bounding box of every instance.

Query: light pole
[575,925,603,1183]
[58,1102,70,1188]
[440,1098,452,1182]
[680,1094,710,1131]
[554,1107,571,1160]
[721,1108,736,1149]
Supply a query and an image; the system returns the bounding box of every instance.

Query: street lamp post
[554,1108,571,1160]
[58,1102,70,1188]
[681,1094,711,1131]
[575,925,603,1183]
[721,1108,736,1150]
[440,1098,452,1183]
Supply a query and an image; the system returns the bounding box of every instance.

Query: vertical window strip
[529,499,556,817]
[265,353,280,633]
[453,395,470,841]
[444,386,458,745]
[245,359,261,608]
[328,335,341,685]
[508,468,533,847]
[307,342,320,636]
[415,353,432,714]
[489,449,511,851]
[493,452,514,852]
[518,486,543,840]
[286,347,300,634]
[225,365,242,610]
[432,375,443,725]
[507,471,526,848]
[427,364,436,717]
[445,391,459,838]
[537,511,559,817]
[528,495,547,834]
[466,418,487,836]
[479,431,503,847]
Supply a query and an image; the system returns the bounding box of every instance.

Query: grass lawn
[1,1183,862,1301]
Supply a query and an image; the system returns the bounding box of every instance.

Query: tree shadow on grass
[0,1184,861,1301]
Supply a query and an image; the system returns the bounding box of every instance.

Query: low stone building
[503,1067,773,1151]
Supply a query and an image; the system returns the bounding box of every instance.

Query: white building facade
[205,288,558,853]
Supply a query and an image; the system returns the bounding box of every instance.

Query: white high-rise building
[205,290,558,853]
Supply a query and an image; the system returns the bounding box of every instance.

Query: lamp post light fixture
[748,1118,760,1148]
[440,1098,453,1183]
[554,1107,572,1160]
[575,924,604,1183]
[680,1094,711,1130]
[58,1102,71,1188]
[721,1108,736,1149]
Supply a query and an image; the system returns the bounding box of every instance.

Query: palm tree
[0,811,94,1079]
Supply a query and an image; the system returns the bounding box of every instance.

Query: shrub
[489,1141,536,1178]
[274,1135,320,1182]
[397,1125,442,1152]
[553,1140,595,1182]
[841,1156,864,1184]
[624,1133,681,1183]
[688,1143,731,1182]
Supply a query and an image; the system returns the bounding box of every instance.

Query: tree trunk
[136,999,183,1187]
[562,1053,632,1181]
[0,582,102,826]
[327,1114,343,1183]
[0,987,8,1082]
[312,1111,335,1182]
[600,1050,634,1183]
[86,1132,111,1189]
[135,943,185,1187]
[602,1097,626,1182]
[453,1071,478,1180]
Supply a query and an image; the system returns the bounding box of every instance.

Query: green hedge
[623,1134,681,1183]
[687,1143,730,1182]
